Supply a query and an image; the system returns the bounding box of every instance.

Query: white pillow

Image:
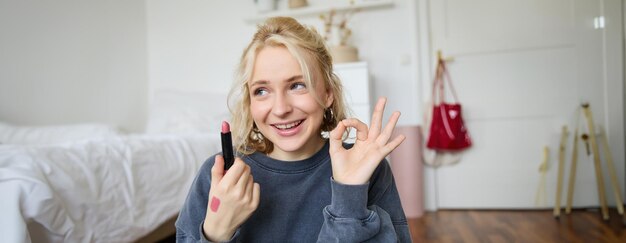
[0,122,121,145]
[145,89,231,134]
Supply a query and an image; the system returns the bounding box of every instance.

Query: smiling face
[249,46,333,161]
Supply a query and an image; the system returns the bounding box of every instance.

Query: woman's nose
[271,93,293,117]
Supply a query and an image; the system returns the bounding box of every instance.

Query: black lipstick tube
[221,125,234,171]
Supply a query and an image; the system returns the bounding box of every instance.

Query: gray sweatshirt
[175,141,412,242]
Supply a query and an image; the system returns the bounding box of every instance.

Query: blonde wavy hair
[228,17,350,155]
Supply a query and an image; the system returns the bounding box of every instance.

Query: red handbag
[426,58,472,150]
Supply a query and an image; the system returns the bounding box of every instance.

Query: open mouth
[272,120,304,130]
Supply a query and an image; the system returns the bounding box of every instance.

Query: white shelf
[245,0,394,23]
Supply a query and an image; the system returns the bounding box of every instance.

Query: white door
[426,0,624,208]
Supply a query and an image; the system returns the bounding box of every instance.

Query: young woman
[176,17,411,242]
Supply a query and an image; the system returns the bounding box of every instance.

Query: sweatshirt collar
[245,140,330,174]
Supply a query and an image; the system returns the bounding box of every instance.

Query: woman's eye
[253,88,268,96]
[291,82,306,90]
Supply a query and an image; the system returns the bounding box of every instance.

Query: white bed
[0,90,229,243]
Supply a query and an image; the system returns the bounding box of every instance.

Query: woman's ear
[324,88,334,108]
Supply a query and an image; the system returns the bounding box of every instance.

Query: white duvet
[0,133,219,243]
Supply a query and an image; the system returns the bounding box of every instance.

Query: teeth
[274,120,302,130]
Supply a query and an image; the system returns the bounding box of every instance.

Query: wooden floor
[408,209,626,243]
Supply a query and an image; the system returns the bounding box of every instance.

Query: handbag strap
[431,57,460,105]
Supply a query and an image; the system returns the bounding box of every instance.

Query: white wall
[0,0,148,132]
[146,0,422,126]
[146,1,255,96]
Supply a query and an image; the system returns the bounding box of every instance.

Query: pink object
[389,125,425,218]
[221,121,230,133]
[210,196,221,212]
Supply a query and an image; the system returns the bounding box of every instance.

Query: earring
[251,124,263,141]
[323,108,334,124]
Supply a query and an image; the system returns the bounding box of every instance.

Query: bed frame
[135,214,177,243]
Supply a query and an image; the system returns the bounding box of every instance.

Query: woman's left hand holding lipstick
[202,155,260,242]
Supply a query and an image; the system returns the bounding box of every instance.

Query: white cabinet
[334,62,371,142]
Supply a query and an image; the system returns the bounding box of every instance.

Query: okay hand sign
[329,97,406,185]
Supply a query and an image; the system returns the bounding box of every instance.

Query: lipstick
[221,121,234,171]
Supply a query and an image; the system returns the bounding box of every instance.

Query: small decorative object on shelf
[288,0,308,9]
[330,45,358,63]
[320,2,359,63]
[245,0,393,23]
[255,0,277,13]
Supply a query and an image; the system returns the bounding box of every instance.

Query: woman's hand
[329,97,405,185]
[202,156,260,241]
